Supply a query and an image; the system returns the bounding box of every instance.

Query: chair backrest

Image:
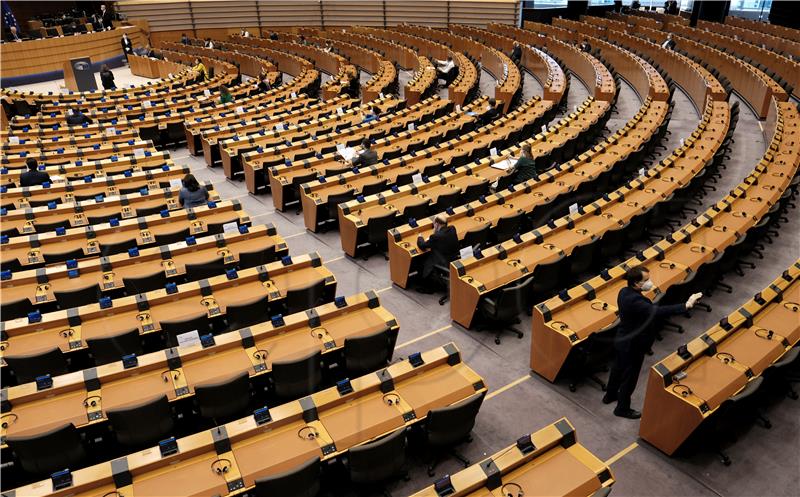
[493,213,524,243]
[462,224,491,249]
[238,246,277,269]
[160,313,211,347]
[87,213,117,225]
[195,372,251,421]
[361,179,388,197]
[530,256,566,295]
[1,298,34,321]
[366,212,397,245]
[107,395,174,447]
[185,256,226,282]
[86,328,143,365]
[343,327,393,377]
[433,190,462,211]
[123,271,168,295]
[28,198,62,208]
[462,181,489,203]
[5,347,68,384]
[44,247,85,265]
[568,241,595,277]
[226,295,270,331]
[155,228,190,246]
[34,219,71,234]
[272,350,322,399]
[136,204,169,218]
[285,278,327,315]
[101,238,138,257]
[253,457,321,497]
[6,423,86,476]
[54,283,102,309]
[425,391,485,448]
[348,427,406,484]
[401,200,430,221]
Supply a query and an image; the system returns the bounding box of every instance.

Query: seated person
[20,158,51,187]
[435,56,458,87]
[511,42,522,66]
[204,38,214,49]
[66,107,92,125]
[579,38,592,53]
[479,98,500,126]
[181,33,190,44]
[661,34,676,50]
[178,173,209,208]
[6,26,23,42]
[348,139,378,167]
[257,71,272,93]
[509,143,537,183]
[269,32,278,40]
[416,214,459,293]
[361,106,380,124]
[193,58,208,82]
[219,85,233,104]
[239,28,250,38]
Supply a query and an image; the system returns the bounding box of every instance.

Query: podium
[63,56,98,92]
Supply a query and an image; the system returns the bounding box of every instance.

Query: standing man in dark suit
[510,42,522,66]
[120,32,133,63]
[100,4,114,30]
[603,266,703,418]
[416,214,459,293]
[661,33,676,51]
[19,158,51,187]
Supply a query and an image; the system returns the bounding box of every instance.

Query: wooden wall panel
[322,0,384,27]
[385,1,449,27]
[449,0,518,27]
[258,0,323,27]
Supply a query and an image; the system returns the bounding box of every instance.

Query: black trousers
[605,345,647,411]
[438,68,458,86]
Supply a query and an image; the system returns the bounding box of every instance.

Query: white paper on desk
[569,203,578,215]
[542,125,547,133]
[51,175,64,181]
[336,107,344,116]
[133,148,145,158]
[8,136,19,145]
[408,123,415,131]
[412,173,424,185]
[336,143,345,152]
[680,138,685,147]
[142,100,151,108]
[455,104,461,112]
[223,221,239,233]
[169,179,182,189]
[490,147,498,157]
[379,92,385,99]
[639,167,646,177]
[105,126,116,136]
[177,330,201,348]
[338,147,357,161]
[459,246,474,260]
[491,159,514,171]
[235,106,244,114]
[466,111,477,116]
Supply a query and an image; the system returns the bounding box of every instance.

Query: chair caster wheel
[722,457,731,466]
[569,384,576,392]
[495,338,501,344]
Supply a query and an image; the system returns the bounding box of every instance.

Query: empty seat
[34,219,71,234]
[123,271,168,295]
[5,347,68,384]
[253,457,320,497]
[479,276,533,344]
[194,372,251,423]
[1,298,34,321]
[348,428,406,488]
[6,423,86,477]
[184,257,226,282]
[107,395,174,448]
[101,238,138,257]
[343,327,393,377]
[161,313,212,347]
[284,278,327,315]
[43,247,85,265]
[424,392,486,476]
[154,228,190,246]
[237,246,277,269]
[226,295,270,331]
[272,350,322,400]
[86,328,143,365]
[54,283,101,309]
[135,204,168,218]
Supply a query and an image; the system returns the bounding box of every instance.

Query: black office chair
[462,181,489,203]
[43,247,85,265]
[708,376,770,466]
[107,395,174,448]
[343,327,394,377]
[154,228,191,246]
[361,179,388,197]
[321,192,355,229]
[6,423,86,477]
[28,197,62,208]
[493,212,525,244]
[101,238,138,257]
[348,428,407,492]
[567,241,596,282]
[195,372,251,424]
[206,221,233,236]
[226,295,270,331]
[423,391,486,476]
[433,190,462,212]
[529,256,567,305]
[161,313,212,347]
[54,283,102,309]
[237,246,277,269]
[271,350,323,400]
[5,347,69,384]
[119,186,146,196]
[34,219,71,234]
[184,257,227,282]
[87,213,118,225]
[1,298,34,321]
[401,200,430,222]
[479,276,533,344]
[253,457,321,497]
[86,329,143,366]
[363,211,396,260]
[462,224,491,250]
[284,278,327,315]
[135,204,169,218]
[123,271,168,295]
[1,226,19,238]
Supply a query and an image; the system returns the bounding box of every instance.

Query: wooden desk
[128,55,184,79]
[640,261,800,455]
[409,418,614,497]
[6,343,486,497]
[0,252,334,359]
[1,292,396,441]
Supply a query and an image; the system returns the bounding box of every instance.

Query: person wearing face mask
[415,214,458,293]
[603,266,703,419]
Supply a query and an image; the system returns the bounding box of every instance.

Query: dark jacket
[480,105,500,126]
[121,36,133,54]
[100,70,115,90]
[616,287,686,352]
[20,169,51,187]
[512,156,537,183]
[418,225,459,278]
[102,9,114,30]
[662,39,676,50]
[352,148,378,167]
[580,42,592,53]
[66,112,92,125]
[511,45,522,61]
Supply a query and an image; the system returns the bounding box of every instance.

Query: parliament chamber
[0,1,798,496]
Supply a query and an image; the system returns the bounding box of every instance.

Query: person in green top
[219,86,233,104]
[510,143,537,183]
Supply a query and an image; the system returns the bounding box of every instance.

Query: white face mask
[640,280,654,292]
